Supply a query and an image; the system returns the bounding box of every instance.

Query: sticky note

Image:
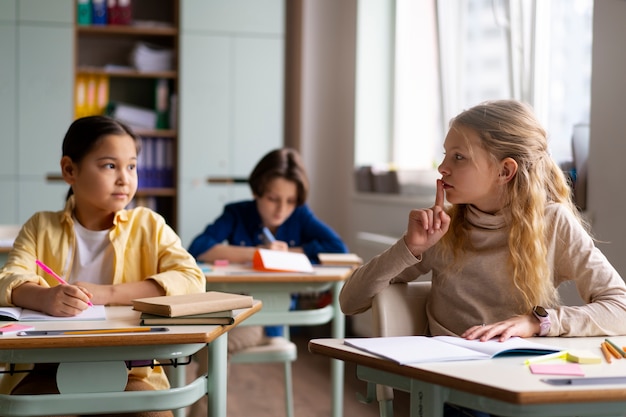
[529,363,585,376]
[567,350,602,364]
[0,323,34,335]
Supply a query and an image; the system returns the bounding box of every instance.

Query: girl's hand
[41,284,92,317]
[461,314,540,342]
[404,179,451,257]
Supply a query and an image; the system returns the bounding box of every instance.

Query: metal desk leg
[168,363,186,417]
[207,334,228,417]
[410,379,447,417]
[331,281,345,417]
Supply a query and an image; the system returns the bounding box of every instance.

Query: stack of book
[132,291,254,326]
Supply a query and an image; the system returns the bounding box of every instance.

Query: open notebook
[0,305,106,321]
[345,335,561,365]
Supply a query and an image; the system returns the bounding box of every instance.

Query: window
[354,0,593,191]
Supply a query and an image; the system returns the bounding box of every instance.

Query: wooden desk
[204,265,354,417]
[310,336,626,417]
[0,303,260,417]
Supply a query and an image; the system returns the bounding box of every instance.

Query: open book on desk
[0,305,106,321]
[345,335,562,365]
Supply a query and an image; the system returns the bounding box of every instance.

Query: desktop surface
[310,336,626,405]
[0,303,261,349]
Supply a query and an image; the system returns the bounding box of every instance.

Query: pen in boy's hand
[35,259,94,307]
[262,227,276,243]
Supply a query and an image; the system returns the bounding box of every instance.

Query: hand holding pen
[261,227,288,251]
[36,260,94,307]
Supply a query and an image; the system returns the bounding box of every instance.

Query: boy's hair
[439,99,584,311]
[62,115,138,200]
[248,148,309,206]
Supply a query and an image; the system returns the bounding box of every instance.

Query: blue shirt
[188,200,348,263]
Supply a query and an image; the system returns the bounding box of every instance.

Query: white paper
[345,336,561,365]
[0,305,106,321]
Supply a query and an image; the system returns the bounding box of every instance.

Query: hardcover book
[132,291,253,318]
[140,311,235,325]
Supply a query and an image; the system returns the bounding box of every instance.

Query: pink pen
[35,259,94,306]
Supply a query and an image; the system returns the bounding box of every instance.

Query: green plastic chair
[230,326,297,417]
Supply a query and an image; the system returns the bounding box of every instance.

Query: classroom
[1,0,626,416]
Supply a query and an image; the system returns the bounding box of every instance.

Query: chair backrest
[370,281,432,408]
[371,281,431,337]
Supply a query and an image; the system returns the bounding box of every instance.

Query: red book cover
[107,0,120,24]
[118,0,132,25]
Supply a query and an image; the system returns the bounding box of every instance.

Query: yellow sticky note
[566,350,602,364]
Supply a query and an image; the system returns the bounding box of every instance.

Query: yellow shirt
[0,197,206,393]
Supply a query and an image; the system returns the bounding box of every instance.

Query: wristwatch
[532,306,551,336]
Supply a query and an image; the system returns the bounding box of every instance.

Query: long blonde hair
[438,100,586,311]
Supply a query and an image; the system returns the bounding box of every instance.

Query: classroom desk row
[0,264,354,417]
[309,336,626,417]
[0,303,261,417]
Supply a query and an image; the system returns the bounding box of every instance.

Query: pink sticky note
[529,363,585,376]
[0,323,35,335]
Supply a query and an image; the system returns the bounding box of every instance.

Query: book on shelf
[91,0,107,25]
[75,74,109,118]
[0,305,107,322]
[132,291,254,318]
[155,79,170,129]
[344,335,562,365]
[108,0,132,25]
[140,310,235,326]
[252,248,314,273]
[136,137,174,189]
[77,0,92,25]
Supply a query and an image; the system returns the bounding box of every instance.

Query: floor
[222,326,411,417]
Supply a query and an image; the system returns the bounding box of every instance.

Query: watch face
[534,306,548,317]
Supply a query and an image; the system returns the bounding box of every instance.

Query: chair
[230,325,297,417]
[359,281,431,417]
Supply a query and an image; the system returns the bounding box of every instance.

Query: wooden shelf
[77,25,177,37]
[77,67,177,79]
[134,129,177,138]
[73,0,180,229]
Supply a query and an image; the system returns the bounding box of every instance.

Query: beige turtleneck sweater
[340,203,626,337]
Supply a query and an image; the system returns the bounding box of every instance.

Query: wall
[298,0,357,252]
[301,1,626,282]
[587,0,626,277]
[0,0,73,225]
[178,0,285,247]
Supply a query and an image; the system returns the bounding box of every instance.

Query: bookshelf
[73,0,180,228]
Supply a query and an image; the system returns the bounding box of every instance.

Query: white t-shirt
[70,218,113,284]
